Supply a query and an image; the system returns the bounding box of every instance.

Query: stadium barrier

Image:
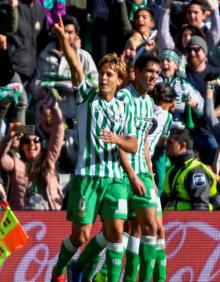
[1,211,220,282]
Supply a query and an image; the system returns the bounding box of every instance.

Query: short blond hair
[99,53,127,82]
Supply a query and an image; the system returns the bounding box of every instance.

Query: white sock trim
[122,232,129,250]
[127,236,140,254]
[63,237,77,253]
[141,235,157,246]
[107,242,124,253]
[156,239,166,250]
[96,231,107,248]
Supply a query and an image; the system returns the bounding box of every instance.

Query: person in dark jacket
[0,0,18,87]
[0,0,50,127]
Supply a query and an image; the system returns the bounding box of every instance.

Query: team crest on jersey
[115,106,123,115]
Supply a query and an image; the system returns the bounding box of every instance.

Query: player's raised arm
[53,15,83,86]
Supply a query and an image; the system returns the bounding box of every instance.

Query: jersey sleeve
[161,113,173,137]
[123,100,136,137]
[116,88,136,136]
[73,78,94,104]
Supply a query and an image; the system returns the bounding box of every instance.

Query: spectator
[162,127,218,210]
[159,48,204,130]
[0,0,51,128]
[33,14,98,196]
[0,0,18,35]
[204,77,220,143]
[158,0,220,73]
[33,15,98,104]
[0,0,19,131]
[66,0,88,48]
[88,0,132,64]
[210,42,220,67]
[204,78,220,194]
[185,0,220,36]
[0,83,24,132]
[130,7,156,43]
[7,0,51,83]
[7,0,50,103]
[186,35,220,165]
[0,98,64,210]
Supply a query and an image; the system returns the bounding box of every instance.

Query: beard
[187,55,204,70]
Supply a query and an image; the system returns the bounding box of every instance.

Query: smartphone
[15,125,35,136]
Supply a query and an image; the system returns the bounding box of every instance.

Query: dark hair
[154,83,177,103]
[20,132,51,182]
[134,54,160,71]
[186,0,206,13]
[29,149,51,181]
[175,24,207,52]
[133,7,154,22]
[169,127,193,150]
[62,14,80,34]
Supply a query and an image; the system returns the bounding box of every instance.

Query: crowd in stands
[0,0,220,210]
[0,0,220,281]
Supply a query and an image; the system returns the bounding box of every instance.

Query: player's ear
[117,78,123,87]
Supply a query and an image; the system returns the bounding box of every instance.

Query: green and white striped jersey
[117,84,154,174]
[147,105,173,157]
[74,80,136,178]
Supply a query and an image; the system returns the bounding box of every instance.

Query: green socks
[153,239,166,282]
[139,235,157,282]
[53,237,77,275]
[93,232,129,281]
[77,232,107,270]
[97,260,108,278]
[123,236,140,282]
[83,251,104,280]
[106,242,124,282]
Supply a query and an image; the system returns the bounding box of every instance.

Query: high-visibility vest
[164,158,217,210]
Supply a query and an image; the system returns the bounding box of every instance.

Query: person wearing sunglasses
[158,0,220,78]
[0,98,64,210]
[186,35,220,166]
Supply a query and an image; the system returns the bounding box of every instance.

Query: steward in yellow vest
[162,127,218,211]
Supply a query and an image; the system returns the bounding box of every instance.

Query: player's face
[98,63,122,99]
[186,4,205,28]
[161,59,178,78]
[136,61,160,92]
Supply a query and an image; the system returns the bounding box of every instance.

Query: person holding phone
[0,96,64,210]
